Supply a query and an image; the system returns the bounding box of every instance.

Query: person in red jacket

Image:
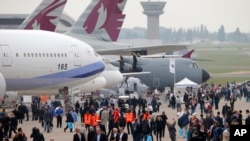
[113,108,120,129]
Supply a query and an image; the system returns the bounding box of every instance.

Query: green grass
[188,43,250,84]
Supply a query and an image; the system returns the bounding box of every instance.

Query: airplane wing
[122,72,151,76]
[97,44,188,55]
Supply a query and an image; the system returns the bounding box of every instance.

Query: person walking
[43,108,52,133]
[30,127,45,141]
[8,113,17,138]
[167,119,177,141]
[54,104,64,128]
[64,109,74,132]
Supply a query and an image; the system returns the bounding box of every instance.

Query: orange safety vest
[142,113,150,120]
[91,115,99,127]
[125,112,134,123]
[84,113,91,125]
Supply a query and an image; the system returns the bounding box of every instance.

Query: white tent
[175,77,198,88]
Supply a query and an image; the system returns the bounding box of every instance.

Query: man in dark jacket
[93,126,106,141]
[43,108,52,133]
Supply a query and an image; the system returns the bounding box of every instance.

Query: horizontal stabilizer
[122,72,151,76]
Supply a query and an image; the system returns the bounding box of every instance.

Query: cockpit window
[190,63,200,68]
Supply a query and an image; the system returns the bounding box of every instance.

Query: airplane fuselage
[0,30,105,93]
[122,57,210,91]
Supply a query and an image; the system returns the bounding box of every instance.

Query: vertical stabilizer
[67,0,127,41]
[18,0,67,31]
[182,49,195,58]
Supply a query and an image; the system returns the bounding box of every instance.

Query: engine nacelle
[0,73,6,101]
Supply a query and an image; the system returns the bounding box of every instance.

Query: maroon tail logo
[83,0,126,41]
[24,0,67,31]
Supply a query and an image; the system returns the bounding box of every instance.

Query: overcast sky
[1,0,250,32]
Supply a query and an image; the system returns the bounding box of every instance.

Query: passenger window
[54,53,56,58]
[24,53,26,57]
[16,53,18,57]
[61,53,64,58]
[31,53,34,57]
[58,53,60,58]
[28,53,30,57]
[50,53,52,58]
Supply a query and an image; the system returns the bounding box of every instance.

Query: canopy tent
[175,77,198,88]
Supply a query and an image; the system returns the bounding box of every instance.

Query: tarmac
[5,95,250,141]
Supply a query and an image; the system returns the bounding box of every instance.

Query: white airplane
[5,0,122,94]
[0,29,105,100]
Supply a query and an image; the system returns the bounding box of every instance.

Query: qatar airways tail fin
[182,49,195,58]
[18,0,67,31]
[67,0,127,42]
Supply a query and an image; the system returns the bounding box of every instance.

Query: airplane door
[0,45,12,66]
[153,78,160,88]
[71,45,81,66]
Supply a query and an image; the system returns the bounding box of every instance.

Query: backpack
[141,121,149,134]
[132,122,138,132]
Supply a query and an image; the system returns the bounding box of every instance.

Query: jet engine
[0,73,6,101]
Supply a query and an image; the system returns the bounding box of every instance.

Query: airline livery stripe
[36,61,104,78]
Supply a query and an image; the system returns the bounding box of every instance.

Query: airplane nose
[202,69,210,82]
[112,71,123,87]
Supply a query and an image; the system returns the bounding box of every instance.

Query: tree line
[119,24,250,43]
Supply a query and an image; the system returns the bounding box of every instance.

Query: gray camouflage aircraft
[111,55,210,91]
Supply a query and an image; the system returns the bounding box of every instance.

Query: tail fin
[67,0,127,41]
[182,49,195,58]
[18,0,67,31]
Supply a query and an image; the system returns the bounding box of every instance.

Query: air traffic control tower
[141,0,166,40]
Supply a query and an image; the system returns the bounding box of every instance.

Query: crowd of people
[0,81,248,141]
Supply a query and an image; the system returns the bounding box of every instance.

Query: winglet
[18,0,67,31]
[182,49,195,58]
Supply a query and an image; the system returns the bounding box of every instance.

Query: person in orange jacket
[84,110,91,131]
[125,109,135,134]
